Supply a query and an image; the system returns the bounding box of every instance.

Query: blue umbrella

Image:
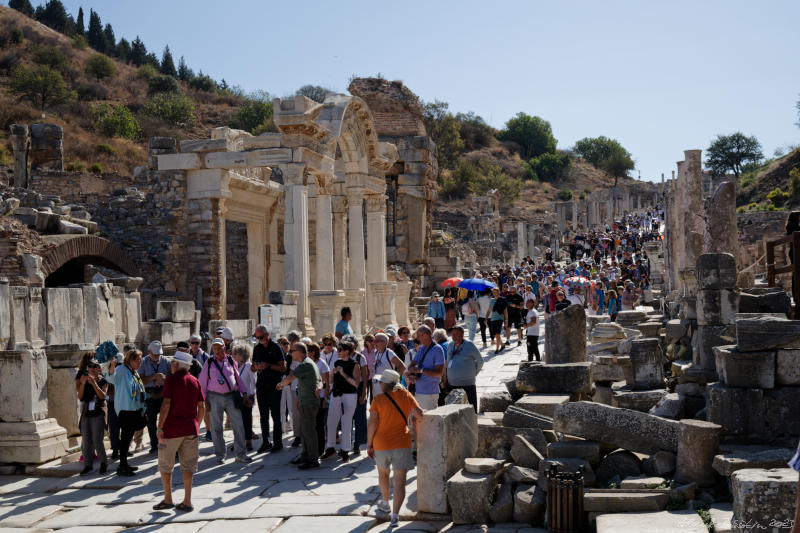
[458,278,497,291]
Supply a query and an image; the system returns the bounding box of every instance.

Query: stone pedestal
[9,124,29,188]
[393,280,412,327]
[309,290,346,337]
[45,344,92,437]
[544,304,586,363]
[732,468,798,533]
[268,291,299,335]
[675,419,721,487]
[368,281,397,329]
[417,404,478,514]
[628,339,664,390]
[0,349,69,463]
[342,288,366,337]
[0,279,9,350]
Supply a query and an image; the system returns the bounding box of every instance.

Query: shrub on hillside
[558,189,573,200]
[497,112,557,160]
[10,28,24,45]
[523,152,571,182]
[767,188,789,207]
[85,53,116,80]
[31,44,68,73]
[76,80,110,101]
[439,158,522,202]
[89,163,102,174]
[9,65,75,111]
[95,143,115,155]
[136,64,158,80]
[142,92,195,127]
[228,93,274,134]
[90,102,141,139]
[147,74,180,95]
[66,160,87,172]
[790,167,800,200]
[0,51,22,74]
[70,34,87,49]
[188,74,217,92]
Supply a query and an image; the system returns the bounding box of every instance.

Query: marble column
[365,194,387,285]
[332,195,348,290]
[283,164,315,336]
[571,200,578,230]
[516,222,527,258]
[314,182,335,291]
[346,189,367,333]
[9,124,29,189]
[394,280,412,327]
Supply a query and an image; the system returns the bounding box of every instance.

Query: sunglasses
[190,341,200,344]
[255,335,265,340]
[324,343,334,347]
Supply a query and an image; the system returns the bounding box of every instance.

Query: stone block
[488,481,513,523]
[477,421,547,459]
[508,465,539,484]
[675,419,721,487]
[502,405,553,430]
[713,345,775,389]
[544,304,586,363]
[705,383,764,437]
[446,468,497,523]
[648,392,685,419]
[0,349,48,422]
[157,153,201,170]
[694,324,736,377]
[125,293,142,343]
[539,458,596,487]
[738,289,792,318]
[596,510,708,533]
[628,339,664,390]
[553,401,680,454]
[510,434,544,468]
[504,377,524,400]
[547,441,601,464]
[697,289,738,326]
[514,393,571,418]
[417,405,478,514]
[208,319,255,342]
[776,350,800,385]
[736,316,800,351]
[665,319,688,341]
[642,450,677,476]
[46,367,80,436]
[620,474,667,488]
[0,418,69,463]
[0,281,9,350]
[584,491,669,512]
[596,449,642,484]
[478,391,512,413]
[155,300,196,323]
[611,386,666,412]
[512,484,545,525]
[696,253,737,290]
[516,362,591,394]
[763,387,800,440]
[43,288,71,346]
[463,457,504,474]
[713,448,795,476]
[732,468,797,533]
[268,290,299,305]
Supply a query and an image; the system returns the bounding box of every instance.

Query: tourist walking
[426,292,446,329]
[153,350,205,512]
[277,342,323,470]
[76,354,108,475]
[487,287,508,354]
[477,289,491,347]
[232,343,256,451]
[462,293,480,342]
[107,350,147,477]
[306,343,330,460]
[351,336,370,455]
[321,341,361,462]
[607,289,619,321]
[443,326,483,412]
[335,306,354,340]
[367,369,423,527]
[251,325,286,454]
[443,288,457,331]
[140,341,170,455]
[372,333,406,398]
[106,352,122,461]
[406,325,445,410]
[524,298,541,362]
[198,338,251,464]
[188,334,211,439]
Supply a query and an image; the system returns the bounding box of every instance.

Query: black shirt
[507,294,524,318]
[332,358,358,396]
[252,339,285,385]
[75,370,107,416]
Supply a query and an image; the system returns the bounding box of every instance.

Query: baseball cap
[148,340,163,355]
[211,338,225,347]
[215,327,224,335]
[172,351,192,365]
[378,369,400,385]
[221,327,234,341]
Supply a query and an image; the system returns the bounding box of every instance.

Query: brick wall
[224,220,249,320]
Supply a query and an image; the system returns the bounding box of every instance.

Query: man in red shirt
[154,351,205,512]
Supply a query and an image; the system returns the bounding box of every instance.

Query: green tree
[31,45,68,72]
[296,84,333,103]
[573,136,627,167]
[497,112,556,159]
[9,0,34,16]
[116,38,131,62]
[36,0,69,32]
[188,73,217,92]
[229,91,275,133]
[9,65,74,111]
[147,74,180,94]
[86,9,105,52]
[130,36,146,66]
[160,46,177,77]
[705,132,764,179]
[75,6,84,35]
[422,100,465,172]
[177,56,193,81]
[790,167,800,199]
[103,24,116,55]
[439,158,521,201]
[524,152,572,182]
[601,149,635,186]
[85,53,116,79]
[90,102,141,139]
[455,111,494,150]
[142,92,195,126]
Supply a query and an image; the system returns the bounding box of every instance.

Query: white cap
[148,340,163,355]
[221,327,234,341]
[172,351,192,365]
[378,369,400,385]
[211,338,225,347]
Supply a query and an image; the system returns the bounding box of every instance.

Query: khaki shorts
[374,447,414,471]
[157,435,199,474]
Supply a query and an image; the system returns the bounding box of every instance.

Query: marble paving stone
[0,504,62,528]
[52,527,124,533]
[124,522,208,533]
[46,488,153,507]
[251,495,376,517]
[36,503,158,529]
[260,479,312,498]
[0,476,69,495]
[595,510,707,533]
[369,521,448,532]
[304,476,378,495]
[707,502,733,533]
[196,518,283,533]
[274,516,376,532]
[141,497,258,523]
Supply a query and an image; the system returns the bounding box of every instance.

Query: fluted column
[314,177,335,291]
[332,195,348,290]
[347,190,366,290]
[365,194,387,285]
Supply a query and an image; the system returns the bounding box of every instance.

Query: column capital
[365,194,386,213]
[331,195,348,214]
[346,187,365,204]
[281,163,307,186]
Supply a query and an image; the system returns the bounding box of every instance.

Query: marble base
[0,418,69,463]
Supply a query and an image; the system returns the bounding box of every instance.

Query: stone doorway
[225,220,250,320]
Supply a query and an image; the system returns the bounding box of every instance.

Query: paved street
[0,336,541,533]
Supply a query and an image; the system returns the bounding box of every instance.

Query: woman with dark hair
[443,288,457,331]
[321,341,360,463]
[77,354,109,475]
[107,349,147,476]
[305,343,329,460]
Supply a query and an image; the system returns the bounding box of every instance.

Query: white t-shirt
[525,309,540,337]
[315,358,330,398]
[321,348,338,369]
[477,295,491,315]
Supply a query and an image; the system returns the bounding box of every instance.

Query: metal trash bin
[546,463,584,533]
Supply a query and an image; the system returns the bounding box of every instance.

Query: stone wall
[225,220,249,319]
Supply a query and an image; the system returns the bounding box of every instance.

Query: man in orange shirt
[367,369,423,527]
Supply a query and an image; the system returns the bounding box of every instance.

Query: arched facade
[40,235,138,283]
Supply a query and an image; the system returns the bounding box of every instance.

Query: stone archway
[40,235,138,286]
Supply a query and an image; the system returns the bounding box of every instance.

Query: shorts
[489,320,503,337]
[509,314,523,329]
[157,435,199,474]
[374,447,414,471]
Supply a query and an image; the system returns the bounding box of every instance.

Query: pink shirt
[362,348,377,380]
[199,355,246,396]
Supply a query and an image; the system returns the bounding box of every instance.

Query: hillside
[0,6,245,175]
[736,147,800,209]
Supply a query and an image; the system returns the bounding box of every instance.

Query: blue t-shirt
[413,343,445,395]
[335,319,353,336]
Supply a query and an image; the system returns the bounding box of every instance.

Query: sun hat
[172,351,192,365]
[379,369,400,385]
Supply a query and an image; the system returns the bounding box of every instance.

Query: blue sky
[20,0,800,182]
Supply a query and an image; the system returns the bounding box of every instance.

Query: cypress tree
[76,7,85,35]
[177,56,194,81]
[9,0,35,16]
[103,23,116,55]
[86,9,105,53]
[130,36,147,67]
[117,38,131,63]
[160,46,177,77]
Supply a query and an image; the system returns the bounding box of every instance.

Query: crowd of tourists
[72,207,670,523]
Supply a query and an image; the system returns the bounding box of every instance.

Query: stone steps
[595,510,708,532]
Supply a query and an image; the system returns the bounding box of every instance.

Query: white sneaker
[390,513,399,526]
[376,499,390,513]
